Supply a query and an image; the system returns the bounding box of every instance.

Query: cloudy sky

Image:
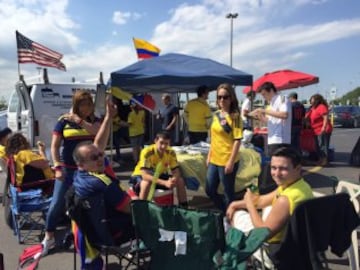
[0,0,360,102]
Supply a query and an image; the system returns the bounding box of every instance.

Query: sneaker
[41,237,56,256]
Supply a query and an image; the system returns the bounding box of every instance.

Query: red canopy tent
[242,69,319,94]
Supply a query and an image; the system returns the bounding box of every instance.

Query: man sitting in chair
[72,98,134,244]
[226,147,313,244]
[130,130,188,208]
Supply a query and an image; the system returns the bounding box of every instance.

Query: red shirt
[306,104,332,135]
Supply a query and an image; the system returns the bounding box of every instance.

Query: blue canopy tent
[110,53,253,93]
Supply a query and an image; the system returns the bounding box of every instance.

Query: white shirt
[241,98,251,122]
[267,94,292,145]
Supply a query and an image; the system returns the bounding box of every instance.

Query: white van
[7,69,106,148]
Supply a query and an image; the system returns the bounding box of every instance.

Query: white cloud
[112,11,144,25]
[112,11,131,25]
[0,0,359,101]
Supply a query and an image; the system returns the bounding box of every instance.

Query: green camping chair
[130,200,270,270]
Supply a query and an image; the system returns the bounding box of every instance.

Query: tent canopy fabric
[110,53,253,93]
[242,69,319,94]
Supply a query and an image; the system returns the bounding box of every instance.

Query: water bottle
[249,178,259,194]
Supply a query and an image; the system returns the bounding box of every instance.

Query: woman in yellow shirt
[206,83,243,212]
[5,133,54,190]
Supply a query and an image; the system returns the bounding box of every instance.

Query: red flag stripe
[16,30,66,71]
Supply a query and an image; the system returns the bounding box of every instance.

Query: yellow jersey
[209,110,243,166]
[128,109,145,137]
[184,98,212,132]
[269,178,313,243]
[132,144,178,176]
[14,149,54,186]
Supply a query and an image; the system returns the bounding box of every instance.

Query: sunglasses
[88,152,104,161]
[217,95,230,100]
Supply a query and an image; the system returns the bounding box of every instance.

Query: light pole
[226,13,238,67]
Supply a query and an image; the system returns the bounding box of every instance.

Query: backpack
[65,185,115,247]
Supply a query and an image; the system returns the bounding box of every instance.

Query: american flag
[16,30,66,71]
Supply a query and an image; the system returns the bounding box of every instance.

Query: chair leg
[0,253,4,270]
[105,249,109,269]
[348,230,360,270]
[73,245,77,270]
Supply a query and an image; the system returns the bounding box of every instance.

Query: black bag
[65,186,114,246]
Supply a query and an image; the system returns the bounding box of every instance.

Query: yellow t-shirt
[14,149,54,186]
[268,178,313,243]
[184,98,212,132]
[209,110,243,166]
[132,144,178,176]
[0,145,6,159]
[128,109,145,137]
[112,115,122,132]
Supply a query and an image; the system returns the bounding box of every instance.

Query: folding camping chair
[253,193,360,270]
[6,156,54,243]
[65,186,146,270]
[130,200,270,270]
[336,180,360,270]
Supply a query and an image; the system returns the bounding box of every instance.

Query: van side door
[7,81,35,145]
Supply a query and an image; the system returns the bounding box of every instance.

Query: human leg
[42,179,69,253]
[139,179,151,200]
[206,163,225,211]
[43,169,74,254]
[188,132,207,144]
[175,177,188,205]
[112,130,121,159]
[291,127,301,153]
[130,135,144,164]
[221,161,239,208]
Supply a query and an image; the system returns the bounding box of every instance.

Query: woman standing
[306,94,332,165]
[206,83,243,212]
[42,90,101,254]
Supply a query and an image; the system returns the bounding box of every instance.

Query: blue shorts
[129,174,170,195]
[130,134,144,147]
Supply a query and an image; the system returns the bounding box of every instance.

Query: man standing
[241,91,256,130]
[251,82,292,194]
[159,94,179,145]
[252,82,292,156]
[289,92,305,153]
[184,85,212,144]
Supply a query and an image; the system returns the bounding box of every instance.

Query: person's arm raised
[94,98,117,152]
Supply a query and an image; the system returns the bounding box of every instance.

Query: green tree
[334,87,360,105]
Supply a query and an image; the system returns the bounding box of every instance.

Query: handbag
[300,129,316,152]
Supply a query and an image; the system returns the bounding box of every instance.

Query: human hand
[106,97,117,118]
[37,141,46,152]
[54,169,64,180]
[226,202,237,222]
[64,113,82,124]
[224,161,234,174]
[244,189,259,208]
[165,177,177,189]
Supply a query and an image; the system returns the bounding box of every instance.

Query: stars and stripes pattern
[16,30,66,71]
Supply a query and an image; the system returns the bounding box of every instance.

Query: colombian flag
[110,86,156,112]
[133,37,160,59]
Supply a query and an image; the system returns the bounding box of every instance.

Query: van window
[8,92,19,112]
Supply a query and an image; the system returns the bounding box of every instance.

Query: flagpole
[16,30,21,79]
